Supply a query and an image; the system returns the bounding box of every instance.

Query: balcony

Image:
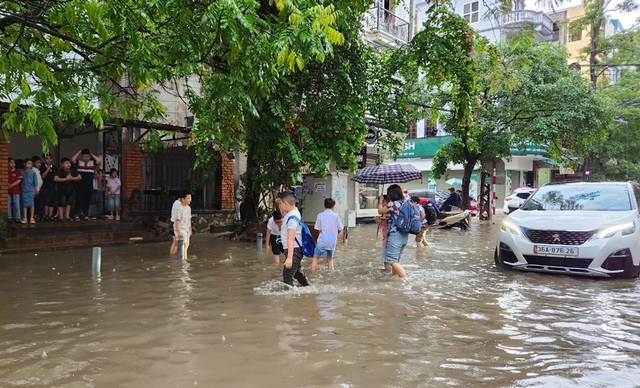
[362,6,410,44]
[502,10,554,41]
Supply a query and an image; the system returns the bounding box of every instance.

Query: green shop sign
[397,137,548,159]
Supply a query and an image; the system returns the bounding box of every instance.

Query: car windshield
[521,185,632,211]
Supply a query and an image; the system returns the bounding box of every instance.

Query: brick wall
[121,141,143,213]
[219,152,235,210]
[0,132,8,232]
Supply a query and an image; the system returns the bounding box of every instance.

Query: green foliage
[406,3,611,203]
[0,0,345,156]
[591,29,640,180]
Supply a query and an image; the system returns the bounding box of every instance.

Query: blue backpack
[392,201,422,235]
[288,216,316,258]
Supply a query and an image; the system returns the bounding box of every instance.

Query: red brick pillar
[220,152,235,210]
[0,132,8,218]
[121,140,143,212]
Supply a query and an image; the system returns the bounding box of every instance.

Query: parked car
[495,181,640,279]
[503,187,536,214]
[407,189,448,208]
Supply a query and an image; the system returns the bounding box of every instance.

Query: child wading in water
[311,197,343,271]
[264,209,284,264]
[278,191,310,288]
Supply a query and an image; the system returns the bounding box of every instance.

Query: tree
[591,29,640,180]
[190,1,427,222]
[0,0,345,152]
[402,2,611,210]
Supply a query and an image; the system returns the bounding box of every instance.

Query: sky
[529,0,640,30]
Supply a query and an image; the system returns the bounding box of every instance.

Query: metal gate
[140,146,220,211]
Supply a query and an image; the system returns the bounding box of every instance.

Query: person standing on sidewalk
[71,148,101,221]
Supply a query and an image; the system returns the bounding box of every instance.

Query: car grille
[521,228,594,245]
[523,255,593,268]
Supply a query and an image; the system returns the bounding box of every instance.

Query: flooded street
[1,216,640,387]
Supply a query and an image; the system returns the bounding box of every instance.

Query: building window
[569,30,582,42]
[463,2,479,23]
[552,22,560,42]
[424,116,437,138]
[408,123,417,139]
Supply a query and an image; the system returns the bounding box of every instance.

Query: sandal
[74,217,80,222]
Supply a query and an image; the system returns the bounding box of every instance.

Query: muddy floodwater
[1,217,640,387]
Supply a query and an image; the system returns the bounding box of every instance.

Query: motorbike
[432,209,471,230]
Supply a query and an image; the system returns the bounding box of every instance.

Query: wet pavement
[1,216,639,387]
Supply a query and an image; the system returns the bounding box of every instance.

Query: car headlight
[594,221,636,239]
[500,219,522,235]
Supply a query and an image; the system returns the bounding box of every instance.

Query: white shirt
[170,199,181,222]
[34,168,43,191]
[175,204,192,237]
[314,209,343,250]
[267,217,281,236]
[282,208,303,250]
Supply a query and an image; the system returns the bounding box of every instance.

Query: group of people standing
[264,191,343,288]
[7,149,122,223]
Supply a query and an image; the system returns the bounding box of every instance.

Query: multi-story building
[302,0,416,222]
[395,0,555,212]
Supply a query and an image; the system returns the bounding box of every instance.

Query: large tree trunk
[460,157,478,211]
[240,141,260,223]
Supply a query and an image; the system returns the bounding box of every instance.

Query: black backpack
[424,203,437,225]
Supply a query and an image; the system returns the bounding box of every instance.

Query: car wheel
[494,248,504,269]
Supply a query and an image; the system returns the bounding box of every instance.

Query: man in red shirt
[8,157,23,223]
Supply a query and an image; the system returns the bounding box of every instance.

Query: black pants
[283,248,309,287]
[75,185,92,217]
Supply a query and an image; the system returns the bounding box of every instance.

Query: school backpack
[288,215,316,258]
[424,202,438,225]
[392,201,422,235]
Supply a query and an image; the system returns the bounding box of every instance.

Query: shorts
[91,190,102,205]
[58,190,75,207]
[313,247,334,258]
[415,224,429,242]
[385,231,408,265]
[270,234,284,255]
[41,187,57,207]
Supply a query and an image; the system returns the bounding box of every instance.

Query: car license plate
[534,245,579,256]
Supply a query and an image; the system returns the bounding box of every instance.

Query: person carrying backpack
[377,184,408,278]
[278,190,311,288]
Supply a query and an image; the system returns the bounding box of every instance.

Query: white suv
[495,182,640,279]
[503,187,536,214]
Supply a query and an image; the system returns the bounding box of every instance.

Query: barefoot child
[264,209,284,264]
[311,197,343,271]
[411,196,429,247]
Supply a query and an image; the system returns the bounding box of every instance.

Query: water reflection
[0,218,639,387]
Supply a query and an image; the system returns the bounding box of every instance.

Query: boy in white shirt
[264,209,284,264]
[173,191,192,260]
[311,197,343,271]
[278,191,310,288]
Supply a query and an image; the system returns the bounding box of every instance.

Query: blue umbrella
[351,164,422,184]
[446,178,463,187]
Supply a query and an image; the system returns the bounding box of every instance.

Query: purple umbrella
[351,164,422,184]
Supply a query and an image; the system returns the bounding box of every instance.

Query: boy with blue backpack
[278,190,311,288]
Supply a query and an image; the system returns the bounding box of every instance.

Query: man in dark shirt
[440,187,462,212]
[71,148,101,221]
[54,157,81,222]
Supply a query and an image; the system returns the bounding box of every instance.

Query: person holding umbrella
[377,184,408,278]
